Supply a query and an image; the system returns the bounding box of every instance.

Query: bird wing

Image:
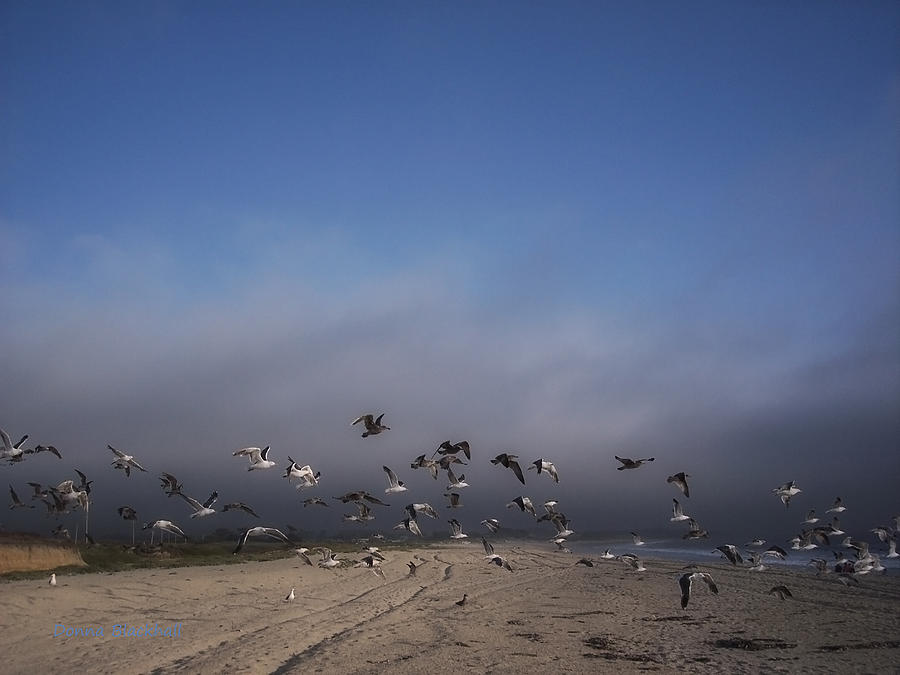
[0,428,11,452]
[679,574,693,608]
[264,527,290,542]
[130,458,148,472]
[509,460,526,485]
[233,529,251,554]
[203,491,219,508]
[178,493,203,510]
[700,573,718,595]
[351,415,372,426]
[383,465,399,486]
[108,445,126,459]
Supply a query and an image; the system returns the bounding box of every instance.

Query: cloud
[1,227,898,544]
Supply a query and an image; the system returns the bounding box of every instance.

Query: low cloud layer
[2,235,897,548]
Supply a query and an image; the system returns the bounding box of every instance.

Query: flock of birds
[4,416,899,609]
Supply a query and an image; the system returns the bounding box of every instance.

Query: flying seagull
[715,544,743,566]
[351,413,390,437]
[631,532,645,546]
[233,526,291,554]
[666,472,690,497]
[382,466,407,494]
[490,453,526,485]
[179,491,218,518]
[0,428,28,462]
[670,499,691,522]
[9,484,34,510]
[769,585,793,600]
[443,492,463,508]
[109,445,148,476]
[143,520,188,540]
[679,572,718,609]
[410,454,439,480]
[117,506,138,520]
[481,518,500,533]
[294,548,313,566]
[507,496,537,518]
[448,519,468,539]
[303,498,329,508]
[826,497,846,514]
[481,537,513,571]
[619,553,647,572]
[615,455,655,470]
[435,440,471,460]
[159,472,183,497]
[233,446,275,470]
[772,480,802,508]
[405,503,438,519]
[29,444,62,459]
[355,555,386,579]
[394,517,422,536]
[223,502,260,518]
[446,466,468,490]
[528,458,560,483]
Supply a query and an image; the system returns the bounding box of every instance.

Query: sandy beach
[1,543,898,674]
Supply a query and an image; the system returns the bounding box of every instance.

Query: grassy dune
[0,535,86,574]
[0,535,429,580]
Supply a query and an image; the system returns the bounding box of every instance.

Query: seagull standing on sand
[49,573,57,587]
[284,587,295,602]
[233,446,276,471]
[679,572,718,609]
[351,413,390,437]
[615,456,655,470]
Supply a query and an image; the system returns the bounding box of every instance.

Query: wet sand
[1,543,898,674]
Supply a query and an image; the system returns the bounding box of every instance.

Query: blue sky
[1,3,898,540]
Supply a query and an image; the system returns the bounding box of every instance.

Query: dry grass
[0,534,86,574]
